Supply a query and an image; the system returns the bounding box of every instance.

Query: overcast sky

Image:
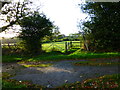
[39,0,87,35]
[0,0,87,38]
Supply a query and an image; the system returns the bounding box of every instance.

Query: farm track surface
[2,58,120,88]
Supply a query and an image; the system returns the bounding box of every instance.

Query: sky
[38,0,87,35]
[0,0,87,38]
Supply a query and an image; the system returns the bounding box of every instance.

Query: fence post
[70,41,72,49]
[80,41,82,49]
[79,41,80,48]
[67,42,69,49]
[14,43,16,48]
[8,43,11,49]
[65,42,67,53]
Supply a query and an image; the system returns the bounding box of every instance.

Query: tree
[0,1,32,32]
[51,26,61,41]
[45,26,62,42]
[19,11,54,54]
[80,2,120,51]
[0,1,10,9]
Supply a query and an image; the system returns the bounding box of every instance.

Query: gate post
[65,42,68,53]
[70,41,72,49]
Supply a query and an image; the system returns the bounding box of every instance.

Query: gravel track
[2,59,120,88]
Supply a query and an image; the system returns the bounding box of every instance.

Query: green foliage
[69,33,82,41]
[2,55,28,62]
[42,26,65,42]
[19,12,54,55]
[2,41,82,56]
[50,26,61,41]
[2,44,27,56]
[80,2,120,52]
[2,80,27,88]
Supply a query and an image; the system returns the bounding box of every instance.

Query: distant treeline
[1,34,83,44]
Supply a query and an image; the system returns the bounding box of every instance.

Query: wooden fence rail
[2,41,84,52]
[2,43,19,49]
[65,41,83,52]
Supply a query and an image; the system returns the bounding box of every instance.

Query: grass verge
[59,74,120,88]
[74,61,120,66]
[2,72,120,88]
[2,51,120,62]
[2,72,44,88]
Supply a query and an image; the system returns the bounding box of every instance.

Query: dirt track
[2,59,120,88]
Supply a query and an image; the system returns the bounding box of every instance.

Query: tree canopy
[0,1,54,55]
[80,2,120,52]
[19,11,54,54]
[0,1,33,32]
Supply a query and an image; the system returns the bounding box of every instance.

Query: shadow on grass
[2,50,120,62]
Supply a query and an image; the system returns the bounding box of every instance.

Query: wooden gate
[65,41,83,52]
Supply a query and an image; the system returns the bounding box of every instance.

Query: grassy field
[42,41,82,52]
[42,41,66,52]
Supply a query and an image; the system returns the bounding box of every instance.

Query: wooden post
[8,43,11,49]
[65,42,67,53]
[80,41,81,48]
[83,35,89,51]
[68,42,69,49]
[70,41,72,49]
